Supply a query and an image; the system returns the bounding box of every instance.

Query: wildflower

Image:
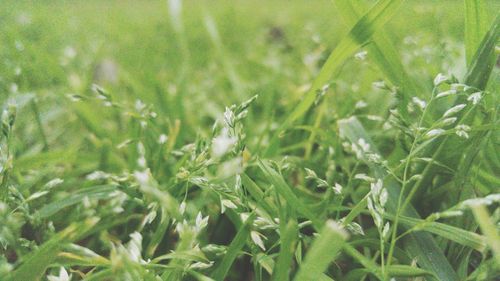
[251,231,266,250]
[443,104,466,117]
[158,134,168,144]
[433,73,448,86]
[412,97,427,109]
[212,128,237,157]
[425,129,445,138]
[47,267,71,281]
[436,89,457,98]
[333,183,343,194]
[467,92,482,105]
[354,50,368,60]
[355,100,368,109]
[455,124,471,139]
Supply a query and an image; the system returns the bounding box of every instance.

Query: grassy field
[1,0,499,280]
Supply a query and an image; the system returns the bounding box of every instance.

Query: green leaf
[36,184,118,218]
[271,219,299,281]
[385,213,487,251]
[293,220,348,281]
[265,0,404,156]
[464,0,490,65]
[211,213,256,281]
[338,117,460,281]
[257,160,322,229]
[5,218,99,281]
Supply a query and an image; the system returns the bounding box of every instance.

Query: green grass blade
[211,213,255,281]
[338,117,460,281]
[293,220,348,281]
[385,213,486,251]
[271,219,298,281]
[257,160,322,229]
[386,265,434,278]
[332,0,416,116]
[464,13,500,90]
[265,0,404,156]
[36,185,118,218]
[5,218,99,281]
[464,0,490,65]
[471,205,500,265]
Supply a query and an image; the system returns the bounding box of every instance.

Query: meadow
[0,0,499,280]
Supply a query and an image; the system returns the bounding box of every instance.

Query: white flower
[433,73,448,86]
[355,100,368,109]
[44,178,64,189]
[372,81,386,89]
[134,170,151,185]
[47,267,71,281]
[333,183,343,194]
[212,128,237,157]
[195,212,209,232]
[382,222,391,240]
[441,117,457,126]
[425,129,445,138]
[179,201,186,214]
[251,231,266,250]
[443,104,466,117]
[158,134,168,144]
[127,232,143,262]
[412,97,427,109]
[436,89,457,98]
[354,50,368,60]
[467,92,482,105]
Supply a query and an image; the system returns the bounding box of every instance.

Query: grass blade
[464,0,490,65]
[271,219,298,281]
[266,0,404,155]
[338,117,460,281]
[257,160,322,229]
[5,218,99,281]
[211,213,255,281]
[293,220,348,281]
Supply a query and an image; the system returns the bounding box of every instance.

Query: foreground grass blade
[257,160,322,229]
[265,0,404,155]
[271,219,298,281]
[464,0,490,65]
[470,205,500,265]
[464,13,500,90]
[386,213,486,251]
[332,0,416,116]
[293,220,348,281]
[211,213,256,281]
[5,218,99,281]
[338,117,459,281]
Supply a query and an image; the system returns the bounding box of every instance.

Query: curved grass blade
[464,0,490,65]
[36,184,118,218]
[332,0,417,117]
[5,218,99,281]
[293,221,348,281]
[211,213,256,281]
[385,213,486,251]
[266,0,404,156]
[338,117,460,281]
[271,219,298,281]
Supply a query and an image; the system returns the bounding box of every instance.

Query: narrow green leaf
[387,265,434,277]
[271,219,298,281]
[338,117,460,281]
[5,218,99,281]
[266,0,404,156]
[385,213,487,251]
[471,205,500,265]
[36,185,118,218]
[293,220,348,281]
[464,0,490,65]
[464,13,500,90]
[211,214,256,281]
[257,160,322,229]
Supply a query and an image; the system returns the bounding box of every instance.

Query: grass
[1,0,499,280]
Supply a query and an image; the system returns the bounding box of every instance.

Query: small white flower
[212,128,237,157]
[434,73,448,86]
[221,199,237,211]
[47,267,71,281]
[333,183,343,194]
[436,89,457,98]
[412,97,427,109]
[425,129,445,138]
[355,100,368,109]
[372,81,386,89]
[179,201,186,214]
[354,50,368,60]
[441,117,457,126]
[195,212,209,232]
[250,231,266,250]
[134,170,151,185]
[357,138,370,152]
[158,134,168,144]
[467,92,482,105]
[382,222,391,240]
[127,232,143,262]
[44,178,64,189]
[443,104,466,117]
